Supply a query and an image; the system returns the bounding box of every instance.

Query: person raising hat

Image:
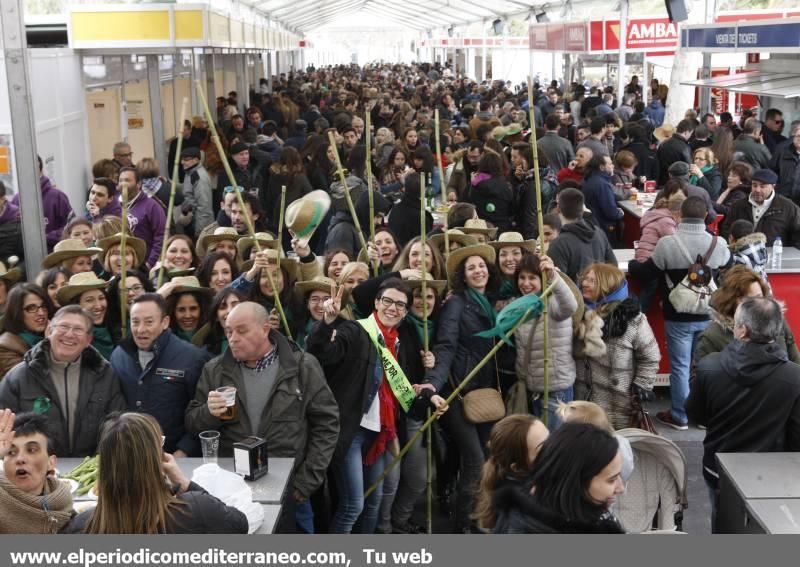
[722,168,800,247]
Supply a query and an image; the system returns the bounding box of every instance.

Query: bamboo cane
[420,171,431,534]
[426,406,433,535]
[364,280,557,499]
[157,97,189,289]
[365,112,378,276]
[433,109,449,259]
[194,80,292,339]
[527,77,550,428]
[277,185,287,253]
[119,182,129,339]
[326,131,369,257]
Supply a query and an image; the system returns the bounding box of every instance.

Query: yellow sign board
[72,11,170,41]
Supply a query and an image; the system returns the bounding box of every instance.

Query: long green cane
[365,112,378,276]
[327,131,369,257]
[119,183,129,339]
[433,109,449,259]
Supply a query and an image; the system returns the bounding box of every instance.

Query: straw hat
[0,261,22,284]
[429,229,478,252]
[488,231,536,254]
[198,227,241,257]
[240,248,300,283]
[56,272,108,305]
[504,123,523,137]
[402,272,447,296]
[295,275,350,304]
[654,123,675,142]
[445,244,496,284]
[286,190,332,246]
[461,219,498,239]
[166,276,214,298]
[97,232,147,266]
[237,231,280,265]
[491,125,508,142]
[42,239,103,269]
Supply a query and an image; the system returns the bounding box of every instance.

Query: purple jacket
[85,197,122,221]
[0,201,20,224]
[126,190,166,268]
[12,176,75,251]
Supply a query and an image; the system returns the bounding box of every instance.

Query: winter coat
[635,207,677,262]
[214,159,267,215]
[626,141,659,183]
[775,144,800,200]
[513,273,578,393]
[508,169,556,240]
[694,166,723,200]
[12,176,74,252]
[0,340,126,457]
[126,190,167,268]
[729,232,769,284]
[629,219,731,322]
[185,331,339,498]
[644,100,665,127]
[388,197,433,248]
[733,135,772,171]
[692,310,800,377]
[687,340,800,487]
[721,192,800,248]
[325,189,390,257]
[548,219,618,284]
[714,184,748,217]
[182,163,215,234]
[582,171,623,240]
[492,482,625,534]
[0,332,28,379]
[575,299,660,430]
[110,330,212,456]
[537,132,575,172]
[468,175,515,234]
[66,481,247,534]
[656,135,692,186]
[261,171,313,232]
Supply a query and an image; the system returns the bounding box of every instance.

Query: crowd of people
[2,61,800,535]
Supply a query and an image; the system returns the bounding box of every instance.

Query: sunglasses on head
[224,185,244,194]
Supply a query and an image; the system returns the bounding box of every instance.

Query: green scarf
[466,288,497,328]
[220,339,229,354]
[19,331,43,348]
[498,278,516,300]
[690,164,713,186]
[297,318,316,349]
[406,312,434,347]
[92,326,114,359]
[176,328,196,342]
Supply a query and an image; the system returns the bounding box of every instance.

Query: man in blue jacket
[110,293,210,456]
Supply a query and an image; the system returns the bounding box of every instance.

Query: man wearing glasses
[112,141,134,169]
[306,279,446,534]
[763,108,787,154]
[0,305,125,457]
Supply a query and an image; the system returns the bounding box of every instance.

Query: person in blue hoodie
[582,155,624,247]
[644,98,665,127]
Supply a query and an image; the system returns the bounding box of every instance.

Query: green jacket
[184,330,339,498]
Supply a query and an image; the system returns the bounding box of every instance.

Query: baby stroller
[614,428,688,533]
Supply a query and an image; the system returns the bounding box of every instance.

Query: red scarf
[364,312,400,466]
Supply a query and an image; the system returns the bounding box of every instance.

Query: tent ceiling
[245,0,538,32]
[683,71,800,99]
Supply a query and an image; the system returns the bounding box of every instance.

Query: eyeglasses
[52,323,89,337]
[116,152,133,158]
[378,296,408,311]
[126,284,144,294]
[308,296,331,305]
[23,303,47,314]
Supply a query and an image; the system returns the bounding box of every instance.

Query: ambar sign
[590,18,679,51]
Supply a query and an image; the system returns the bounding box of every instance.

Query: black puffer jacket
[468,176,515,234]
[425,292,500,396]
[656,135,692,186]
[492,482,625,534]
[65,482,248,534]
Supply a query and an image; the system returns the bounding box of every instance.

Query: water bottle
[772,236,783,269]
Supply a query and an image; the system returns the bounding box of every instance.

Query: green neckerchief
[19,331,44,348]
[466,288,497,328]
[498,278,516,300]
[406,312,434,347]
[351,300,365,320]
[690,164,713,186]
[175,328,196,342]
[220,338,229,354]
[378,263,392,276]
[92,326,114,360]
[297,317,315,349]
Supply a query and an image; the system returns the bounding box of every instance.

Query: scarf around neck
[406,312,434,347]
[92,326,114,360]
[19,331,44,349]
[0,474,73,534]
[364,312,400,466]
[467,287,497,328]
[584,280,629,311]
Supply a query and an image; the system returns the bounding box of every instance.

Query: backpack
[666,234,718,315]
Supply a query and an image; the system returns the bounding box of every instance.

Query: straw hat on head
[489,231,536,254]
[295,275,350,303]
[166,276,214,298]
[402,271,447,296]
[240,248,300,283]
[198,226,241,257]
[654,123,675,142]
[461,219,498,239]
[286,190,331,247]
[445,244,496,284]
[56,271,108,305]
[429,229,478,252]
[0,261,22,284]
[97,232,147,267]
[237,231,280,266]
[42,239,103,269]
